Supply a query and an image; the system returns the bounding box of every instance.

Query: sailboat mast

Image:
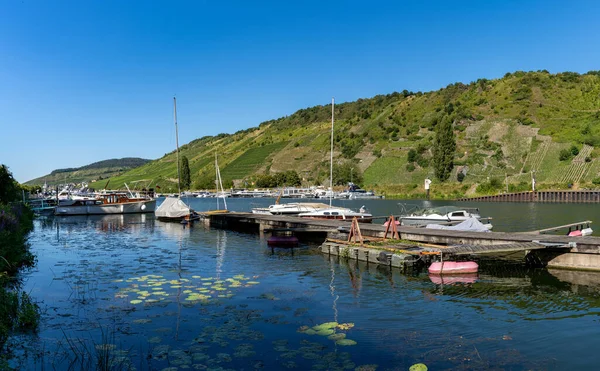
[215,152,219,210]
[330,97,334,207]
[174,97,182,196]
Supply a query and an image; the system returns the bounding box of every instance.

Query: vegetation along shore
[0,165,39,368]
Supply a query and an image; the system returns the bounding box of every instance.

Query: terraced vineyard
[220,142,289,181]
[559,145,594,184]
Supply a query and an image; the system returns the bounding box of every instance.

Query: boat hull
[428,261,479,275]
[402,217,467,226]
[55,200,156,216]
[300,215,373,223]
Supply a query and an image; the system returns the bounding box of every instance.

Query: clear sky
[1,0,599,183]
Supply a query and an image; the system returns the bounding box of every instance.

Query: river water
[13,198,600,370]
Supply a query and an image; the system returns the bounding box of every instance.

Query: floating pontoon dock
[199,212,600,271]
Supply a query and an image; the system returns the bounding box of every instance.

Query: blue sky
[1,0,600,183]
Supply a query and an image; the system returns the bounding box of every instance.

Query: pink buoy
[568,230,583,237]
[383,220,400,227]
[428,261,478,275]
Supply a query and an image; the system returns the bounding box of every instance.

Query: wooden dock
[199,212,600,271]
[458,190,600,203]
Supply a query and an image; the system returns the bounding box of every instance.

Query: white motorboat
[399,205,492,229]
[298,206,373,223]
[251,202,331,215]
[338,182,383,199]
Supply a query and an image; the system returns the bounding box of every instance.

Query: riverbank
[0,203,39,367]
[375,181,600,200]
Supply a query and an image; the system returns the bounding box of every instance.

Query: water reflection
[17,217,600,370]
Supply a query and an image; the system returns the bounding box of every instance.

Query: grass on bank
[0,203,40,367]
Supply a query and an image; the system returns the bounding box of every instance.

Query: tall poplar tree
[180,156,191,190]
[433,116,456,182]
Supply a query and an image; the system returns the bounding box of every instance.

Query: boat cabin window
[451,212,465,217]
[331,212,339,215]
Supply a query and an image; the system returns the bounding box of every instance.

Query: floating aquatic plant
[328,333,346,341]
[132,318,152,324]
[313,322,338,331]
[336,339,357,346]
[355,365,378,371]
[297,325,310,333]
[337,322,354,330]
[409,363,428,371]
[316,328,335,336]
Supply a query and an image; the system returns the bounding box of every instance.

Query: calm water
[12,199,600,370]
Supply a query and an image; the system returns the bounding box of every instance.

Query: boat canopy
[155,197,192,219]
[425,217,491,232]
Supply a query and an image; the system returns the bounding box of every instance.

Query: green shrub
[559,148,572,161]
[476,178,503,193]
[570,144,579,156]
[406,163,415,172]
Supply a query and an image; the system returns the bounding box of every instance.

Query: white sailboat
[298,97,373,223]
[201,152,229,215]
[155,97,198,222]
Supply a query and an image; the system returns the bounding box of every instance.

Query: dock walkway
[200,212,600,271]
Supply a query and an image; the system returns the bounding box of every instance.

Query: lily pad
[316,329,335,336]
[313,322,338,331]
[328,333,346,341]
[336,339,357,346]
[409,364,428,371]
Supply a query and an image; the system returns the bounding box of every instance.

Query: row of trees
[254,171,302,188]
[174,155,365,191]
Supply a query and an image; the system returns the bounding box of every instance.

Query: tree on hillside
[433,116,456,182]
[0,165,20,203]
[333,162,363,186]
[181,156,191,190]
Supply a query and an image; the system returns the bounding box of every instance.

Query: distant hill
[83,70,600,197]
[26,158,150,186]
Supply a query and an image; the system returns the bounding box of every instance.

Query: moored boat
[252,202,332,215]
[428,261,479,275]
[154,97,198,222]
[155,196,198,221]
[399,205,488,226]
[298,206,373,223]
[54,192,156,216]
[267,235,299,246]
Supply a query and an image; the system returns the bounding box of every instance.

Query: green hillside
[26,158,150,186]
[43,70,600,197]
